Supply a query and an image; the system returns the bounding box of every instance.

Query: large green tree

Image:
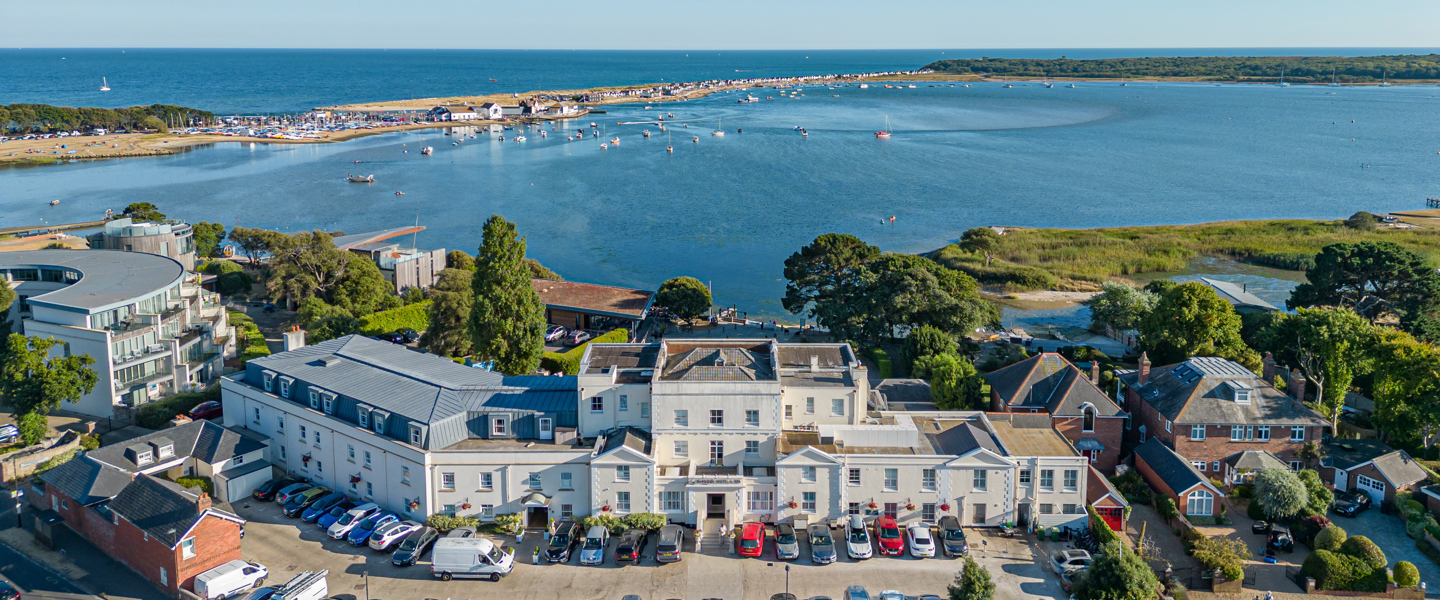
[1139,282,1260,370]
[0,335,99,415]
[903,324,956,372]
[924,353,984,410]
[656,276,712,321]
[1369,329,1440,445]
[191,222,226,257]
[1254,468,1309,520]
[958,227,1000,254]
[782,233,882,338]
[266,230,353,304]
[1289,241,1440,328]
[466,215,546,375]
[0,279,14,336]
[948,556,995,600]
[1073,541,1159,600]
[420,268,475,358]
[228,226,286,265]
[853,254,999,342]
[446,250,475,271]
[1083,281,1158,332]
[331,253,397,317]
[121,202,165,222]
[1259,307,1375,435]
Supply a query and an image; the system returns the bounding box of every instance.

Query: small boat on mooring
[49,199,60,206]
[643,130,651,138]
[692,136,699,143]
[420,146,433,155]
[610,137,620,145]
[347,174,375,183]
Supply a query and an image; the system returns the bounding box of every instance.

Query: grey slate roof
[1135,438,1218,496]
[582,344,660,372]
[775,345,853,369]
[875,379,933,407]
[40,457,134,506]
[661,347,774,382]
[1118,357,1328,427]
[108,475,235,549]
[600,426,651,455]
[1324,439,1430,486]
[1,250,185,312]
[1373,452,1430,488]
[87,420,263,473]
[931,423,1005,456]
[1198,278,1279,312]
[984,353,1124,417]
[1224,449,1289,472]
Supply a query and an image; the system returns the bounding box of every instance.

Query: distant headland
[920,54,1440,84]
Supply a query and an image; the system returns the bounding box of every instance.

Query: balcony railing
[114,370,174,392]
[185,350,221,367]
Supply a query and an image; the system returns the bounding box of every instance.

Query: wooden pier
[1428,198,1440,208]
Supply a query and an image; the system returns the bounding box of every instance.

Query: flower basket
[940,503,951,512]
[408,501,419,510]
[787,501,799,509]
[301,455,311,464]
[350,475,362,484]
[460,502,472,510]
[905,503,915,511]
[601,505,611,512]
[868,502,878,510]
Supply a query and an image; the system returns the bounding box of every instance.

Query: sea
[4,48,1440,322]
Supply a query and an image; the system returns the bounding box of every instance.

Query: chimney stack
[1290,368,1307,404]
[283,326,306,352]
[811,355,820,372]
[1262,352,1276,385]
[1090,360,1100,384]
[1138,352,1151,385]
[196,492,211,513]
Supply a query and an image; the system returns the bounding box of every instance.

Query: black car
[398,329,420,343]
[392,526,440,566]
[614,528,649,565]
[281,490,331,518]
[938,515,969,557]
[0,580,19,600]
[252,477,299,502]
[1252,520,1270,534]
[1268,524,1294,553]
[1332,491,1373,517]
[378,332,407,344]
[547,520,581,563]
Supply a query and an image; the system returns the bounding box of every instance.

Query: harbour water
[5,51,1440,320]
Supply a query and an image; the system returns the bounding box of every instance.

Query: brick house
[1086,464,1129,531]
[1134,438,1224,518]
[985,353,1127,472]
[1117,354,1328,474]
[1320,438,1428,507]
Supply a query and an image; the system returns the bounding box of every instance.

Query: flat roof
[584,344,660,371]
[989,420,1077,457]
[532,279,654,320]
[1,249,185,313]
[332,226,424,251]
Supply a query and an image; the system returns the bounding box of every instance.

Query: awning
[521,492,551,507]
[1075,438,1106,451]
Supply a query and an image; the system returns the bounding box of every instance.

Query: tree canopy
[1084,281,1158,332]
[466,215,546,375]
[656,276,712,321]
[1288,242,1440,332]
[0,335,99,416]
[192,222,226,257]
[0,279,14,337]
[1258,307,1375,434]
[228,226,287,265]
[1139,282,1260,370]
[1369,329,1440,446]
[959,227,1000,253]
[948,556,995,600]
[924,353,984,410]
[1,103,214,134]
[923,55,1440,83]
[1073,541,1159,600]
[446,250,475,271]
[903,324,956,369]
[1254,468,1309,520]
[420,268,475,358]
[122,202,166,222]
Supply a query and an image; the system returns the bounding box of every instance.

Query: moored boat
[347,174,375,183]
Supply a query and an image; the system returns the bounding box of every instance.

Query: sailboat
[1329,69,1341,87]
[99,77,110,92]
[1279,69,1289,87]
[711,117,724,137]
[1378,69,1393,87]
[667,131,673,153]
[875,116,891,139]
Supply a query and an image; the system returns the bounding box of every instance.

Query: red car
[737,521,765,558]
[874,516,904,556]
[188,400,223,421]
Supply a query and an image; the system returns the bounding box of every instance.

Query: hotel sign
[689,476,743,486]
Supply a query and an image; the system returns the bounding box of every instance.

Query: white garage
[1355,474,1387,505]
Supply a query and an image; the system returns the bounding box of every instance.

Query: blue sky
[8,0,1439,49]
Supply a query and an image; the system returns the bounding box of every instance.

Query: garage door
[1356,475,1387,505]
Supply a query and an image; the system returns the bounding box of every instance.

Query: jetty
[0,218,111,238]
[1427,198,1440,208]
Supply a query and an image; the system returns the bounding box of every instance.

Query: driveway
[1337,506,1440,588]
[1193,498,1306,593]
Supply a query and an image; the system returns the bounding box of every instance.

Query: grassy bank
[931,218,1440,291]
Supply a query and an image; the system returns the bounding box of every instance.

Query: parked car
[878,591,905,600]
[430,537,514,582]
[808,523,836,564]
[398,329,420,343]
[392,526,440,566]
[273,483,313,505]
[938,516,969,557]
[370,520,423,552]
[579,525,610,565]
[316,500,358,529]
[775,523,800,560]
[738,521,766,558]
[347,512,398,546]
[614,528,649,565]
[327,503,379,539]
[873,516,904,556]
[195,560,268,600]
[252,477,298,502]
[281,486,331,517]
[656,524,684,563]
[545,325,568,342]
[1268,524,1294,553]
[907,523,936,558]
[0,581,17,600]
[0,424,18,444]
[377,332,407,344]
[546,520,581,563]
[1051,549,1092,574]
[843,586,872,600]
[300,494,348,523]
[188,400,223,421]
[1332,491,1373,517]
[565,330,592,346]
[846,515,873,560]
[237,570,327,600]
[1251,520,1270,534]
[446,526,477,538]
[1059,571,1077,593]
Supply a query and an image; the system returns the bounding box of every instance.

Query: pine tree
[466,215,546,375]
[421,269,475,358]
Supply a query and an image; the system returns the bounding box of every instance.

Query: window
[709,441,724,465]
[710,410,724,426]
[373,412,386,433]
[158,443,174,459]
[922,503,937,522]
[180,538,195,560]
[745,410,759,427]
[674,410,688,427]
[160,567,167,586]
[674,440,689,458]
[365,481,374,498]
[561,504,573,519]
[315,460,322,474]
[849,468,861,486]
[884,468,898,491]
[1063,504,1082,515]
[348,445,355,461]
[616,491,631,513]
[849,502,861,516]
[492,417,506,437]
[277,415,284,432]
[619,395,628,411]
[922,469,937,491]
[1063,469,1078,490]
[1256,426,1271,441]
[1082,405,1096,432]
[784,405,793,419]
[831,398,844,416]
[322,395,333,414]
[309,389,320,409]
[528,472,542,489]
[1291,426,1305,442]
[748,491,774,512]
[349,479,357,492]
[361,450,371,468]
[1040,504,1054,514]
[884,503,898,518]
[299,425,306,440]
[1190,424,1205,441]
[279,378,291,399]
[745,440,759,456]
[1165,419,1171,433]
[802,492,816,513]
[1212,460,1221,472]
[1192,461,1207,472]
[233,454,244,466]
[1019,469,1032,485]
[314,431,321,447]
[410,426,422,446]
[263,373,274,392]
[616,466,630,482]
[801,466,817,483]
[401,466,410,485]
[561,472,573,490]
[590,397,604,412]
[133,449,155,466]
[641,403,650,418]
[357,410,367,428]
[664,491,684,511]
[973,470,988,491]
[1040,470,1054,490]
[806,397,815,414]
[480,472,493,489]
[480,505,494,520]
[1186,490,1214,516]
[253,407,261,424]
[443,504,456,515]
[1288,461,1302,472]
[1231,425,1245,441]
[1139,425,1147,443]
[441,472,456,490]
[278,446,287,461]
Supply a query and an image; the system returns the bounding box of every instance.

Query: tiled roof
[875,379,933,407]
[108,475,235,549]
[531,279,654,319]
[87,420,262,473]
[1136,438,1218,496]
[600,426,651,455]
[984,353,1124,417]
[1224,449,1288,472]
[582,344,660,371]
[1118,357,1327,427]
[40,457,133,506]
[661,347,774,382]
[930,423,1004,456]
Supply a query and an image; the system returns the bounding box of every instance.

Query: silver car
[775,523,800,560]
[578,525,609,566]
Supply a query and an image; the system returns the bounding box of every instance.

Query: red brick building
[985,353,1127,472]
[1117,354,1328,475]
[1135,437,1225,517]
[1320,438,1428,507]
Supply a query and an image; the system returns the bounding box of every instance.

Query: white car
[906,523,936,558]
[845,515,873,560]
[327,502,378,539]
[369,520,423,551]
[879,591,905,600]
[1051,549,1092,574]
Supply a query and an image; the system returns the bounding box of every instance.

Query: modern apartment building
[89,218,199,271]
[3,250,235,418]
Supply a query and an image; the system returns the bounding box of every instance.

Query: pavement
[234,498,1068,600]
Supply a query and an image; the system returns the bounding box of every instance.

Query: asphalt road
[0,541,88,596]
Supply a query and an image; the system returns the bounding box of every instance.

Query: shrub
[1297,514,1332,544]
[1232,484,1253,498]
[175,476,214,495]
[864,346,893,378]
[357,300,432,336]
[79,434,101,450]
[425,514,479,533]
[540,329,629,375]
[1407,519,1428,540]
[203,260,243,275]
[622,513,667,531]
[229,310,270,365]
[1247,497,1265,521]
[581,513,627,535]
[493,513,522,534]
[1340,536,1387,571]
[17,412,48,446]
[1395,561,1421,588]
[1087,506,1122,547]
[1313,524,1347,551]
[1302,549,1366,591]
[1191,535,1250,581]
[216,271,253,296]
[1155,496,1178,522]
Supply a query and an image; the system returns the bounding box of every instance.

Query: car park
[195,560,268,600]
[775,523,800,560]
[1332,490,1373,516]
[846,515,873,560]
[431,537,514,581]
[545,325,568,342]
[614,528,648,565]
[281,487,331,517]
[1268,524,1294,553]
[300,494,348,523]
[347,512,398,546]
[807,523,836,564]
[327,503,379,539]
[370,520,423,552]
[938,516,969,557]
[656,524,684,563]
[579,525,610,565]
[878,591,904,600]
[316,501,358,529]
[392,526,440,566]
[273,483,313,505]
[874,516,904,556]
[1051,549,1092,574]
[547,520,581,562]
[738,521,765,557]
[907,523,935,558]
[188,400,224,421]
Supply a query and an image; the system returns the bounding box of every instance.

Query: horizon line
[8,46,1440,52]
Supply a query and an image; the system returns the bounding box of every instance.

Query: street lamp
[362,570,369,600]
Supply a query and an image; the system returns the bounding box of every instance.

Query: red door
[1096,507,1123,532]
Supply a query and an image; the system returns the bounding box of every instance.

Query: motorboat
[49,199,60,205]
[610,137,619,145]
[515,136,526,142]
[419,146,433,155]
[692,136,699,143]
[859,83,868,88]
[347,174,375,183]
[643,130,651,137]
[600,143,608,149]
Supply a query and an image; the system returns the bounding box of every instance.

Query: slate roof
[87,420,264,473]
[1324,439,1429,486]
[1198,278,1279,312]
[1224,449,1289,472]
[582,344,660,372]
[39,457,134,506]
[107,475,239,549]
[1373,452,1430,488]
[1135,438,1219,496]
[531,279,654,319]
[599,426,651,455]
[661,347,775,382]
[984,353,1124,417]
[1117,357,1328,427]
[875,379,933,407]
[775,345,853,369]
[930,422,1005,456]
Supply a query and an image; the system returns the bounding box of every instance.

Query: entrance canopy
[521,492,551,507]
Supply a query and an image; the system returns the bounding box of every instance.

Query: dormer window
[278,377,293,399]
[322,394,334,414]
[136,450,153,466]
[308,389,320,409]
[1234,389,1251,404]
[409,424,423,446]
[262,372,275,392]
[372,412,386,435]
[358,407,369,428]
[1226,380,1252,404]
[158,444,174,459]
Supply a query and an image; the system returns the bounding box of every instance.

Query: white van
[195,560,268,599]
[236,570,326,600]
[430,537,515,582]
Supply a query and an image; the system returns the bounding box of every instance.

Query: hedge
[1302,550,1369,591]
[175,475,214,495]
[1313,524,1346,551]
[425,514,479,533]
[1086,505,1122,547]
[1395,561,1421,588]
[1340,536,1387,571]
[137,386,221,429]
[358,301,432,336]
[541,329,629,375]
[863,346,893,378]
[230,311,270,365]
